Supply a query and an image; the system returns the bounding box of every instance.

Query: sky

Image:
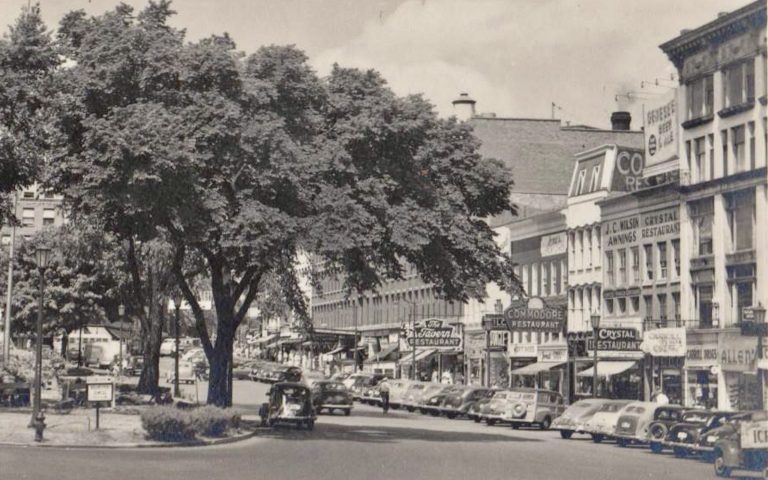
[1,0,754,129]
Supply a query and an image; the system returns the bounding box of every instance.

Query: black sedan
[311,381,353,416]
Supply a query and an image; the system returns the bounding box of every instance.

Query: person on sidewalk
[378,377,391,414]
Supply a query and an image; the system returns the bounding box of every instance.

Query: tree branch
[171,244,213,358]
[234,268,264,327]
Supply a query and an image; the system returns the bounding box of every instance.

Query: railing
[643,315,715,331]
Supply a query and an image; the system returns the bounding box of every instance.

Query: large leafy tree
[47,1,516,406]
[0,4,59,221]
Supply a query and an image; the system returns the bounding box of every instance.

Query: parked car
[440,387,493,419]
[552,398,615,439]
[401,382,428,412]
[468,389,504,422]
[500,388,565,430]
[416,384,453,414]
[125,356,144,377]
[713,414,768,478]
[165,360,197,385]
[311,380,353,416]
[613,402,685,447]
[644,406,689,452]
[483,390,515,425]
[360,385,382,406]
[695,411,764,462]
[159,338,176,356]
[655,410,735,456]
[582,399,633,443]
[259,382,316,430]
[420,385,462,415]
[386,379,415,410]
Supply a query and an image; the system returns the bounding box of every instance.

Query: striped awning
[398,349,437,366]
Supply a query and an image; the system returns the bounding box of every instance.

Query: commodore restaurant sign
[407,318,462,349]
[502,297,565,333]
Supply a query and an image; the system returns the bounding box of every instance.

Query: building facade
[660,0,767,410]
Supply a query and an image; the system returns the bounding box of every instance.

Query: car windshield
[279,387,307,401]
[655,409,681,420]
[681,412,710,423]
[321,382,346,392]
[598,403,626,413]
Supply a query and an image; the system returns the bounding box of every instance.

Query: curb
[0,429,260,449]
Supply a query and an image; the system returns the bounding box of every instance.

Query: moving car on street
[713,414,768,478]
[656,410,735,456]
[613,402,685,447]
[311,380,353,416]
[260,382,316,430]
[582,399,633,443]
[552,398,615,439]
[501,388,565,430]
[697,411,765,462]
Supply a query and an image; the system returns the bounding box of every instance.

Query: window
[585,229,592,267]
[686,74,714,119]
[594,228,601,253]
[697,286,714,328]
[21,208,35,227]
[605,297,614,315]
[748,122,755,170]
[531,263,539,296]
[22,191,34,199]
[561,259,568,291]
[721,130,729,176]
[631,247,640,283]
[551,262,558,295]
[708,134,715,180]
[542,262,550,296]
[733,125,746,172]
[618,297,626,314]
[631,296,640,314]
[694,136,707,181]
[618,249,627,285]
[658,293,668,320]
[685,140,692,174]
[644,295,653,319]
[672,293,680,321]
[42,208,55,226]
[576,169,587,195]
[726,189,755,251]
[606,251,615,285]
[644,244,654,280]
[671,240,680,277]
[657,242,667,280]
[589,165,601,192]
[722,60,755,108]
[690,198,714,256]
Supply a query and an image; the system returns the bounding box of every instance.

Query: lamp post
[171,292,182,398]
[753,303,765,410]
[117,304,125,378]
[591,313,601,399]
[31,246,51,442]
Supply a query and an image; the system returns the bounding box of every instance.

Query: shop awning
[366,343,399,363]
[325,346,348,356]
[277,337,303,346]
[249,334,277,345]
[264,340,280,350]
[511,361,567,376]
[399,349,436,366]
[577,361,637,378]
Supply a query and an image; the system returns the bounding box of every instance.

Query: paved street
[0,372,724,480]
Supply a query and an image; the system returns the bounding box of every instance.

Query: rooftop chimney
[452,93,476,122]
[611,111,631,131]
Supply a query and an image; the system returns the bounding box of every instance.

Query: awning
[577,361,637,378]
[366,343,399,363]
[264,340,280,350]
[249,334,276,346]
[325,346,348,356]
[399,349,436,366]
[511,361,567,375]
[277,337,302,346]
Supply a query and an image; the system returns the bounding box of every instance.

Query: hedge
[140,405,241,442]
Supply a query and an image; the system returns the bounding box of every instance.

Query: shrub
[140,407,196,442]
[190,406,241,437]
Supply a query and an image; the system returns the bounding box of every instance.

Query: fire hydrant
[32,411,46,442]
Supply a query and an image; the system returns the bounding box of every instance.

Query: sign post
[86,380,114,430]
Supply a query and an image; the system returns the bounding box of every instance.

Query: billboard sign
[407,318,462,349]
[644,89,678,168]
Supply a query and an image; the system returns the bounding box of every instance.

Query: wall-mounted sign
[540,232,567,257]
[407,318,462,349]
[503,297,566,333]
[612,148,646,192]
[509,343,537,358]
[741,420,768,449]
[641,328,686,357]
[87,382,114,403]
[686,341,719,368]
[718,332,757,373]
[644,89,678,168]
[587,328,641,352]
[538,346,567,363]
[603,207,680,249]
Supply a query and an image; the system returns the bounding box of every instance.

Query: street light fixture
[117,304,125,378]
[31,246,51,442]
[753,303,765,410]
[397,298,418,381]
[170,292,182,398]
[591,313,601,399]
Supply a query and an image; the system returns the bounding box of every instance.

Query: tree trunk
[207,320,235,407]
[137,306,164,397]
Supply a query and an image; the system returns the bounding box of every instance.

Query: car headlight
[705,435,717,444]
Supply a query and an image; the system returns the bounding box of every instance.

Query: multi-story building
[0,185,66,247]
[660,0,767,410]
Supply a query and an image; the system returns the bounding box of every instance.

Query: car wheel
[473,416,480,423]
[560,430,573,439]
[406,407,415,412]
[486,419,496,426]
[446,413,457,419]
[511,423,520,430]
[713,452,732,478]
[673,447,688,458]
[430,411,440,417]
[591,434,604,443]
[617,438,628,448]
[649,424,668,441]
[307,420,315,431]
[650,442,663,454]
[539,417,552,431]
[344,409,351,416]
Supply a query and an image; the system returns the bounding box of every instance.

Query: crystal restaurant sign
[482,297,566,334]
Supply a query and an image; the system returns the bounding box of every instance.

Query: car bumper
[319,403,353,409]
[662,441,710,452]
[613,433,647,444]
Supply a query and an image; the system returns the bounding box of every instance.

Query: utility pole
[411,301,417,380]
[3,192,17,364]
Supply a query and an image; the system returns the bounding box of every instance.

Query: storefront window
[687,370,718,409]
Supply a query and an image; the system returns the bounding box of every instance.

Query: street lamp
[31,246,51,442]
[753,303,766,410]
[117,305,125,378]
[397,298,418,380]
[171,292,182,398]
[591,313,601,399]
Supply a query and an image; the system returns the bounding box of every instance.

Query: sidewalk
[0,409,260,447]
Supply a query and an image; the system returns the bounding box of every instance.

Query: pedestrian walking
[378,377,391,414]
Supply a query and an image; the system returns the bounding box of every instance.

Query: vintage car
[655,410,735,456]
[401,382,428,412]
[713,415,768,478]
[349,374,385,402]
[260,382,316,430]
[483,390,516,425]
[644,406,689,452]
[420,385,464,415]
[613,402,685,447]
[500,388,565,430]
[261,365,302,384]
[233,360,259,380]
[552,398,616,439]
[416,384,454,414]
[359,385,382,406]
[386,379,415,410]
[697,411,765,461]
[311,380,353,416]
[468,389,504,422]
[582,400,633,443]
[125,356,144,377]
[440,387,493,419]
[165,360,198,385]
